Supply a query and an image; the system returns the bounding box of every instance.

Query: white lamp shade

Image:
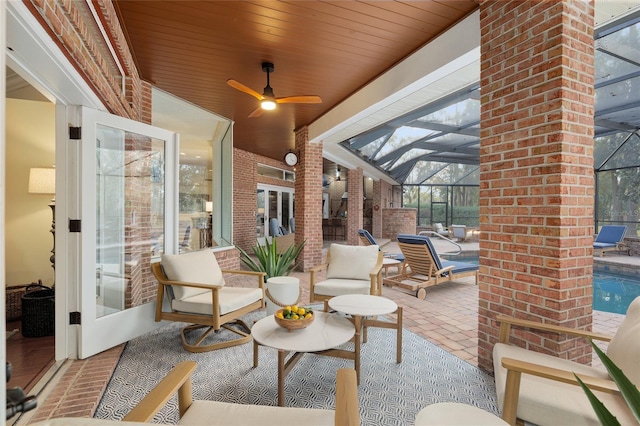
[341,192,348,199]
[205,201,213,212]
[28,168,55,194]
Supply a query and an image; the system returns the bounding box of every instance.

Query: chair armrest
[435,265,454,275]
[221,269,266,288]
[497,315,612,344]
[310,262,330,274]
[160,279,223,291]
[334,368,360,426]
[123,361,197,422]
[501,357,619,394]
[500,357,620,425]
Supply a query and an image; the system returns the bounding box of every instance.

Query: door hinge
[69,311,81,325]
[69,126,81,140]
[69,219,82,233]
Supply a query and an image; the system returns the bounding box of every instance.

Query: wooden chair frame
[496,315,618,426]
[124,361,360,425]
[151,263,265,353]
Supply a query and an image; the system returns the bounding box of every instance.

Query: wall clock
[284,151,298,166]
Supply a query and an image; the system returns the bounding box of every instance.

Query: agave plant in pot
[237,237,306,315]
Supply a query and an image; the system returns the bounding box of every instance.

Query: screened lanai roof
[340,13,640,185]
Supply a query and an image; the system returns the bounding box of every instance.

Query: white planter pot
[265,276,300,315]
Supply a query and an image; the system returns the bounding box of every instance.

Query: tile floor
[16,239,627,424]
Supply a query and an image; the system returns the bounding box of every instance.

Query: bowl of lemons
[274,305,314,331]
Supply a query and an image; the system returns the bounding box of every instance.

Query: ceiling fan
[227,62,322,118]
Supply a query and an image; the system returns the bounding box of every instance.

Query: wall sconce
[28,167,56,281]
[205,201,213,213]
[341,192,348,200]
[336,166,341,181]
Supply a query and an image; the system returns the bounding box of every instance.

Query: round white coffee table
[252,311,355,406]
[327,294,403,383]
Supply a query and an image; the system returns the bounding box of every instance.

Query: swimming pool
[441,254,640,315]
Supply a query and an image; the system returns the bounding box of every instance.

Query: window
[152,88,233,252]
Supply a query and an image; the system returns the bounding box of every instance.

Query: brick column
[346,168,364,245]
[478,0,595,370]
[295,126,323,270]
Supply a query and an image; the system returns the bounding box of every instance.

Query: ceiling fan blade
[226,79,263,101]
[276,95,323,104]
[248,106,264,118]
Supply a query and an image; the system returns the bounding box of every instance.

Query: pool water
[442,254,640,315]
[593,272,640,315]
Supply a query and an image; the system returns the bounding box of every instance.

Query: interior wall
[5,98,55,287]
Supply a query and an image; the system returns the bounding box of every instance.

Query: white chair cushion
[606,295,640,386]
[178,400,334,425]
[161,250,225,301]
[414,402,508,425]
[326,244,378,280]
[172,287,263,315]
[493,342,634,425]
[313,278,371,297]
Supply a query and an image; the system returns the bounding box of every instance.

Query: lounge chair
[593,225,629,256]
[384,234,478,299]
[357,229,405,262]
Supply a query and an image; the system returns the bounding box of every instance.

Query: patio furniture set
[115,232,637,425]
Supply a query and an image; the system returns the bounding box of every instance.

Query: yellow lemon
[305,313,313,319]
[292,314,299,320]
[291,305,298,312]
[298,307,306,316]
[284,305,291,312]
[276,312,284,319]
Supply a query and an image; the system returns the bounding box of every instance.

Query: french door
[76,107,176,358]
[257,184,294,238]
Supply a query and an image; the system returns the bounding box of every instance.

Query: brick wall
[346,168,364,245]
[381,208,417,240]
[233,148,258,253]
[295,127,323,270]
[26,0,144,120]
[478,0,595,370]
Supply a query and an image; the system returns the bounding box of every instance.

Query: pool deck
[366,237,632,367]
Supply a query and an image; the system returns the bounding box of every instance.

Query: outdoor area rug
[95,310,499,425]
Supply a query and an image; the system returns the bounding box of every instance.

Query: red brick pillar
[478,1,595,371]
[372,180,383,237]
[346,168,364,245]
[295,126,323,270]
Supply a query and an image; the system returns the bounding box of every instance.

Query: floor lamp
[28,168,56,284]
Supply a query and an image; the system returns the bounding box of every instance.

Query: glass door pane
[95,125,165,317]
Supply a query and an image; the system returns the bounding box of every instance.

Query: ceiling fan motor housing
[261,62,274,73]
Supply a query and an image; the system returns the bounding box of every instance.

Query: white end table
[251,311,355,406]
[326,294,403,384]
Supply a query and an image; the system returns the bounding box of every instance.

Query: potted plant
[576,340,640,425]
[237,237,305,280]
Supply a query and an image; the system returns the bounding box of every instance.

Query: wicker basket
[21,284,55,338]
[6,280,43,321]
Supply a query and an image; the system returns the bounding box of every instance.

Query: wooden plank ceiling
[114,1,478,162]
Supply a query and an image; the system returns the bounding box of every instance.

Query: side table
[326,294,402,384]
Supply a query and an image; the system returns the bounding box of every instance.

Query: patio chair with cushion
[357,229,405,262]
[309,243,383,303]
[33,362,360,426]
[449,225,468,242]
[384,234,478,299]
[593,225,630,256]
[152,250,265,353]
[493,295,640,426]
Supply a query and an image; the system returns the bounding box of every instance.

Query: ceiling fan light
[261,98,276,110]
